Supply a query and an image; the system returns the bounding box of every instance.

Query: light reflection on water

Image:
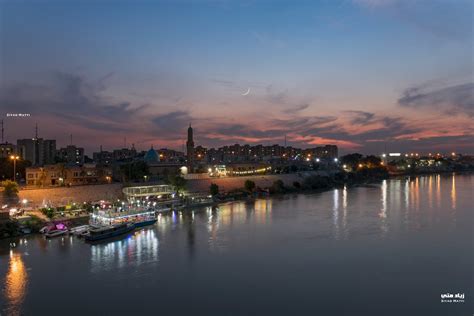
[3,251,28,316]
[0,174,471,316]
[90,228,159,273]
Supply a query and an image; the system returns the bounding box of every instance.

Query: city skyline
[1,0,473,154]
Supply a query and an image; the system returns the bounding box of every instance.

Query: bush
[0,220,20,238]
[1,180,19,197]
[302,175,332,190]
[41,207,55,219]
[23,215,44,233]
[166,175,187,193]
[270,180,285,193]
[210,183,219,196]
[244,180,256,192]
[84,202,94,213]
[293,181,301,189]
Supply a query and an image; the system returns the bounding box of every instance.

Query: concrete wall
[2,171,328,207]
[186,172,326,193]
[5,183,124,207]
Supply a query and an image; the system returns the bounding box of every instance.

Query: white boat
[45,230,67,238]
[39,226,50,234]
[69,225,90,236]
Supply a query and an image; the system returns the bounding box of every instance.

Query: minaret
[34,123,40,165]
[186,123,195,172]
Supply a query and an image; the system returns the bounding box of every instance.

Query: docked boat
[45,230,68,238]
[69,225,90,236]
[40,226,53,234]
[84,223,135,242]
[133,217,157,228]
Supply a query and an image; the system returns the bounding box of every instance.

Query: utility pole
[10,155,19,182]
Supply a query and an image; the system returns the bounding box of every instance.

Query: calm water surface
[1,174,472,316]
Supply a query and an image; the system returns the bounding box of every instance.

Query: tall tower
[34,123,40,165]
[186,123,195,172]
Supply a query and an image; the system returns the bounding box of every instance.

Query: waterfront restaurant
[91,207,156,226]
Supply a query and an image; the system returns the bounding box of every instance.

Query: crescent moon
[241,88,250,96]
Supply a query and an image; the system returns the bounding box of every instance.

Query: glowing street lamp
[10,155,20,182]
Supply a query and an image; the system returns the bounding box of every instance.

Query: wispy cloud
[283,104,310,114]
[1,71,473,154]
[398,82,474,117]
[344,110,376,125]
[0,72,149,133]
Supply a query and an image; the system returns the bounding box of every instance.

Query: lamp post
[10,155,20,182]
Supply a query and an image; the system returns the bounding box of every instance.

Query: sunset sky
[1,0,473,155]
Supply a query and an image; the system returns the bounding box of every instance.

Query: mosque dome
[144,146,159,163]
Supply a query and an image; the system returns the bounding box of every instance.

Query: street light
[10,155,20,182]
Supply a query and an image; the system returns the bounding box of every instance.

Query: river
[1,174,472,316]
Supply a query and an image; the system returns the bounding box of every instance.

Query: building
[313,145,338,159]
[93,150,113,165]
[112,146,137,161]
[186,123,195,171]
[26,163,112,187]
[156,148,185,163]
[201,143,338,165]
[0,142,16,158]
[57,145,85,165]
[148,163,184,177]
[17,138,56,166]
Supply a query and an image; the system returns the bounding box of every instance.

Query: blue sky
[1,0,473,154]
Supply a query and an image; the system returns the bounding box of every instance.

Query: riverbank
[3,169,471,239]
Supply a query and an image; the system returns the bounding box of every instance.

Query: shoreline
[1,170,473,240]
